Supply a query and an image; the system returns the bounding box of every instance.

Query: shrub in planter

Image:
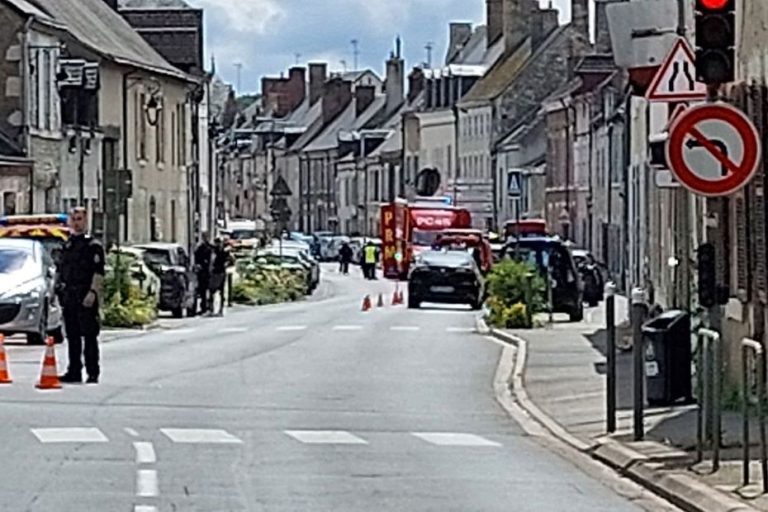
[103,254,157,328]
[485,259,546,328]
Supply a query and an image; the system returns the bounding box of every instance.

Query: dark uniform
[194,241,213,313]
[59,233,105,381]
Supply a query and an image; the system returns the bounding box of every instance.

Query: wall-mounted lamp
[144,95,162,126]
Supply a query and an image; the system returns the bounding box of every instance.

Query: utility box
[642,310,692,406]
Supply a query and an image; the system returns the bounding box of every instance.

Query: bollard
[524,272,535,328]
[605,281,617,433]
[697,328,722,472]
[631,287,648,441]
[227,272,233,307]
[741,338,767,492]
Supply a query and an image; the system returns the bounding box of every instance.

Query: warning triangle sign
[507,172,522,198]
[270,175,293,197]
[646,38,707,102]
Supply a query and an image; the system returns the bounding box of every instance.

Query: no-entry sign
[666,103,762,197]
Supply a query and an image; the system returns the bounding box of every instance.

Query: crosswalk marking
[445,327,475,333]
[412,432,501,447]
[160,428,243,444]
[284,430,368,445]
[276,325,308,332]
[136,469,158,497]
[390,326,420,332]
[133,442,156,464]
[134,506,157,512]
[31,428,108,443]
[332,325,363,331]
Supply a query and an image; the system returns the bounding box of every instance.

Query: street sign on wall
[507,170,522,198]
[666,103,761,197]
[646,38,707,102]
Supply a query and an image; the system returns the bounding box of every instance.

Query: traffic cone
[392,289,400,306]
[36,337,61,390]
[377,293,384,308]
[362,295,372,312]
[0,335,12,384]
[397,290,404,304]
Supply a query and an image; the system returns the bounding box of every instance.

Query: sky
[186,0,571,95]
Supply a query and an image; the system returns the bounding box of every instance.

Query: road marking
[276,325,308,332]
[445,327,475,333]
[124,428,140,438]
[162,328,195,335]
[133,442,157,464]
[284,430,368,445]
[218,327,248,334]
[390,326,420,332]
[332,325,363,331]
[412,433,501,447]
[160,428,243,444]
[136,469,158,497]
[134,506,157,512]
[31,428,108,443]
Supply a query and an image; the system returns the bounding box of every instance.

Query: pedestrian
[363,240,378,280]
[58,206,105,384]
[209,238,230,316]
[194,232,213,314]
[338,242,353,275]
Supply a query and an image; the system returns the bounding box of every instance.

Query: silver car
[0,239,63,344]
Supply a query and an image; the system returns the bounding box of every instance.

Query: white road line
[445,327,475,333]
[332,325,363,331]
[284,430,368,445]
[124,428,140,438]
[162,328,195,335]
[136,469,158,497]
[133,442,157,464]
[160,428,243,444]
[31,428,108,443]
[390,326,420,332]
[412,432,501,447]
[134,506,157,512]
[218,327,248,334]
[276,325,308,332]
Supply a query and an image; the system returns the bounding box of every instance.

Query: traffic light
[697,243,717,308]
[695,0,735,85]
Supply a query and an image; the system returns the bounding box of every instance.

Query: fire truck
[380,199,472,279]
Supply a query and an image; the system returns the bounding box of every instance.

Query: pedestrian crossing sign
[507,171,522,198]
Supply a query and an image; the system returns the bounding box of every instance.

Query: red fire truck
[380,199,472,279]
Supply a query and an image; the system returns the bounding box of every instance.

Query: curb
[488,325,761,512]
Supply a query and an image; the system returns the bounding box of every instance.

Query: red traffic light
[698,0,729,9]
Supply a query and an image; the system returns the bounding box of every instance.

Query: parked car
[0,238,63,344]
[263,244,320,291]
[502,236,584,322]
[407,250,486,310]
[254,250,312,293]
[133,243,197,318]
[107,247,161,301]
[571,248,604,307]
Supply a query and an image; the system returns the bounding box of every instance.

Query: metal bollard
[741,338,767,492]
[697,328,722,472]
[631,287,648,441]
[227,272,233,307]
[605,281,617,433]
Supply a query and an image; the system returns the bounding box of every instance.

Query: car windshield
[141,249,173,267]
[416,250,474,268]
[257,252,300,265]
[230,229,257,240]
[0,248,31,273]
[412,229,440,247]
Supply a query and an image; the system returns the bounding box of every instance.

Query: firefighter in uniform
[58,207,105,384]
[363,241,378,280]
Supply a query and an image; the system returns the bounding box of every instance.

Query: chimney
[486,0,503,47]
[531,7,559,48]
[447,23,472,62]
[355,85,376,116]
[594,0,613,54]
[102,0,118,10]
[322,78,353,124]
[503,0,533,54]
[407,67,425,103]
[571,0,589,42]
[308,63,327,105]
[385,49,404,116]
[288,66,306,109]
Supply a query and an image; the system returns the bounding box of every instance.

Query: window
[170,199,177,242]
[156,99,165,164]
[2,192,16,215]
[43,51,51,131]
[149,196,158,241]
[447,145,452,180]
[30,52,39,129]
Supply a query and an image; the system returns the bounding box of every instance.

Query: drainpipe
[21,18,33,211]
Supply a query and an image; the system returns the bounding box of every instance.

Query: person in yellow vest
[363,240,378,280]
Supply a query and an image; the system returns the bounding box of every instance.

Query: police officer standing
[59,207,105,384]
[194,232,213,314]
[363,240,378,280]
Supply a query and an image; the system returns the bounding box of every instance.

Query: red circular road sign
[666,103,761,197]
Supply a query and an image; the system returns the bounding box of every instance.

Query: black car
[134,243,198,318]
[502,236,584,322]
[408,250,485,310]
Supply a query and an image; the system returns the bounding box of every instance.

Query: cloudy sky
[186,0,570,94]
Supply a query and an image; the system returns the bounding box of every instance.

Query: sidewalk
[494,298,768,512]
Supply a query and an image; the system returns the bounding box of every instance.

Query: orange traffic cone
[397,290,404,304]
[392,289,400,306]
[0,335,12,384]
[36,337,61,390]
[377,293,384,308]
[362,295,372,312]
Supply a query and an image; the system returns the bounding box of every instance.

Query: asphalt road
[0,265,670,511]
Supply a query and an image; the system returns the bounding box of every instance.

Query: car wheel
[407,294,420,309]
[471,297,483,311]
[172,306,184,319]
[569,303,584,322]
